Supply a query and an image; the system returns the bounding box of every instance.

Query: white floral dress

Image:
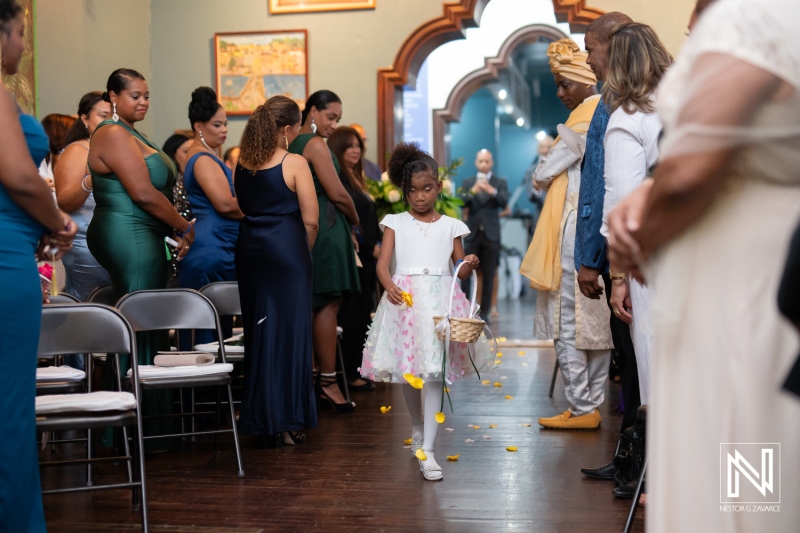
[360,213,493,383]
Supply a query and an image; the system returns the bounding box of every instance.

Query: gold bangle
[609,271,626,280]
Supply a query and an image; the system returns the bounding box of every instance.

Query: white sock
[422,380,444,452]
[403,383,424,440]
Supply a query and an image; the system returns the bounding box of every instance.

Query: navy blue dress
[178,152,239,343]
[0,112,49,532]
[234,156,317,435]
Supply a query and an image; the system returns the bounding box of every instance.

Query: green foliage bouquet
[366,158,464,221]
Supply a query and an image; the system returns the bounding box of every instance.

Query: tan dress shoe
[538,409,601,430]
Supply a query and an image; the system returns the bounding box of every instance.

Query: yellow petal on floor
[446,454,460,461]
[404,438,413,445]
[521,424,532,427]
[506,446,518,452]
[494,360,502,365]
[435,412,445,424]
[403,373,424,389]
[415,449,427,461]
[468,424,481,429]
[496,352,503,357]
[518,351,525,355]
[497,336,507,342]
[481,380,491,385]
[493,382,503,388]
[489,423,498,429]
[444,387,451,393]
[505,395,514,400]
[380,406,391,414]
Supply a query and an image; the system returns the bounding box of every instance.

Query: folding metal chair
[47,293,80,304]
[37,303,148,532]
[198,281,244,363]
[86,284,117,306]
[116,289,244,477]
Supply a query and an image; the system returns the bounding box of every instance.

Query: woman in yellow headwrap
[523,38,613,429]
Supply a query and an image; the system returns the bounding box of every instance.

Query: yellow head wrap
[547,38,597,86]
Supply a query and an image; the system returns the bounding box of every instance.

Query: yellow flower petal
[481,380,491,385]
[400,291,414,307]
[522,423,532,427]
[518,351,525,355]
[444,387,451,393]
[468,424,481,429]
[506,446,518,452]
[403,373,424,389]
[495,360,502,365]
[497,336,507,342]
[489,423,498,429]
[496,352,504,357]
[505,395,514,400]
[493,382,503,388]
[404,438,413,445]
[435,412,445,424]
[380,405,392,414]
[415,449,427,461]
[446,454,460,461]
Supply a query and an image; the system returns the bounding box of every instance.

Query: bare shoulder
[283,152,310,170]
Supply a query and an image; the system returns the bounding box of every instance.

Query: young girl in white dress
[361,143,493,481]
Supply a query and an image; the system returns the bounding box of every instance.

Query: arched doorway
[376,0,603,167]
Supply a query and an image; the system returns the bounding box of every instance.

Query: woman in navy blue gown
[235,96,320,446]
[178,87,241,343]
[0,2,78,528]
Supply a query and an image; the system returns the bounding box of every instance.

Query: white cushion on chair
[36,391,136,414]
[36,366,86,382]
[127,363,234,379]
[194,334,245,355]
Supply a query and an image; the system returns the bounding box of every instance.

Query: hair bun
[101,92,110,102]
[188,86,220,125]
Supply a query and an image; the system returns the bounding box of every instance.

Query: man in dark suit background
[459,149,508,322]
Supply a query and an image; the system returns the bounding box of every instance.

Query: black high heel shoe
[282,431,306,446]
[318,374,355,414]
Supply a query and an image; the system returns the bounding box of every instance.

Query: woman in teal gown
[0,2,78,529]
[86,69,196,447]
[289,90,360,413]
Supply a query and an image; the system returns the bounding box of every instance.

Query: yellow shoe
[538,410,601,430]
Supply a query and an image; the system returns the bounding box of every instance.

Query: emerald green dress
[289,133,360,308]
[87,119,178,447]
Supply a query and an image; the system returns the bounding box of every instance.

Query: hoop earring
[285,135,289,150]
[112,102,119,123]
[310,118,317,134]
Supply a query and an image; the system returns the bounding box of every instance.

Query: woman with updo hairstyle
[88,67,193,448]
[328,126,381,391]
[54,91,112,300]
[178,86,241,342]
[235,95,319,446]
[289,89,359,413]
[1,0,77,529]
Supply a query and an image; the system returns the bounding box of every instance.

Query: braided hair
[387,142,438,203]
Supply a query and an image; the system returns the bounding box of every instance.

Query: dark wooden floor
[41,295,645,532]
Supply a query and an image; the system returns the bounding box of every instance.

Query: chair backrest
[117,288,221,332]
[86,284,117,306]
[47,293,80,304]
[39,303,135,357]
[199,282,241,316]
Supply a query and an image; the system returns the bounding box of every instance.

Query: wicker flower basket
[432,262,486,343]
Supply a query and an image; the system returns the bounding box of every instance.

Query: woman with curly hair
[178,87,241,342]
[235,95,319,446]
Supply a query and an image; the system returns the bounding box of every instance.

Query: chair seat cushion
[128,363,234,379]
[36,391,136,414]
[36,366,86,382]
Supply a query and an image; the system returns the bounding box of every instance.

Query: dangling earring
[112,102,119,123]
[310,118,317,134]
[198,131,212,152]
[285,135,289,150]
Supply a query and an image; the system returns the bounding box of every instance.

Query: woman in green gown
[289,90,360,413]
[87,69,196,446]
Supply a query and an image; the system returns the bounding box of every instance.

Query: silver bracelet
[81,175,92,193]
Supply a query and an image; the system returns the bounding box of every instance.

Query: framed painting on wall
[268,0,376,15]
[2,0,36,114]
[214,30,308,116]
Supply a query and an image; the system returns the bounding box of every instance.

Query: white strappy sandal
[418,452,444,481]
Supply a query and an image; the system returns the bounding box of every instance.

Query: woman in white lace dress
[607,0,800,530]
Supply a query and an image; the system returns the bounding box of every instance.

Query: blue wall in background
[449,89,497,189]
